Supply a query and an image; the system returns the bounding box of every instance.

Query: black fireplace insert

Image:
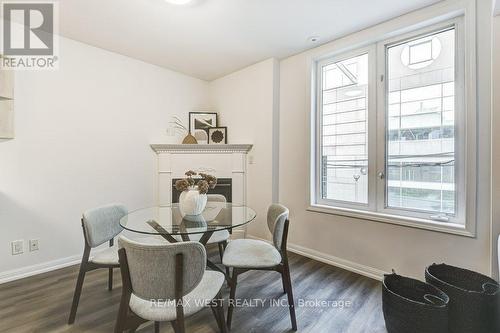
[171,178,232,203]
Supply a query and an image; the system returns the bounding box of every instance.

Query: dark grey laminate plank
[0,250,387,333]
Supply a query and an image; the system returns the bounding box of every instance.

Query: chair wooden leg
[218,242,225,262]
[114,288,131,333]
[221,241,231,279]
[210,291,228,333]
[170,321,180,333]
[177,318,185,333]
[108,268,113,291]
[211,304,223,332]
[68,267,86,324]
[68,247,90,325]
[216,292,228,333]
[154,321,160,333]
[281,272,287,294]
[227,268,239,330]
[283,262,297,331]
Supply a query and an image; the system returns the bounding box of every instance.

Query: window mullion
[375,41,388,213]
[367,45,378,211]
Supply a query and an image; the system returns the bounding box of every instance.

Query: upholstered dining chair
[115,236,228,333]
[68,203,128,324]
[176,194,230,261]
[222,204,297,330]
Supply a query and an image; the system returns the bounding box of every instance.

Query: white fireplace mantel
[150,144,253,154]
[151,143,253,239]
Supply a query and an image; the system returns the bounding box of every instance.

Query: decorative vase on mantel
[179,187,207,216]
[182,133,197,144]
[175,170,217,216]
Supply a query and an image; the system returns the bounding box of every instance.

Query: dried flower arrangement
[175,170,217,195]
[169,116,198,144]
[169,115,188,135]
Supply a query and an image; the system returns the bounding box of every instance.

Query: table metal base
[147,221,230,282]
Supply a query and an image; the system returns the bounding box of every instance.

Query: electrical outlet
[11,240,24,255]
[29,239,39,252]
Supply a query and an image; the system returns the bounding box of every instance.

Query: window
[386,28,456,216]
[313,17,473,231]
[319,53,369,205]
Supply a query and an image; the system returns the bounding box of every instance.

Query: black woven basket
[425,263,500,333]
[383,272,449,333]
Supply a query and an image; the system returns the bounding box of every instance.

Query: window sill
[307,204,475,238]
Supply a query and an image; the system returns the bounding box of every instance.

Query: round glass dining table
[120,203,256,245]
[119,203,256,278]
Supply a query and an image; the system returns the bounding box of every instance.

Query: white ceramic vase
[179,188,207,216]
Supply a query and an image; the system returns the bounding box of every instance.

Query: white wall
[209,59,279,240]
[491,13,500,279]
[1,0,496,285]
[0,37,209,282]
[279,0,493,279]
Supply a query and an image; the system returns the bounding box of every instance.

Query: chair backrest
[267,204,289,250]
[82,203,127,248]
[207,194,227,203]
[118,236,206,301]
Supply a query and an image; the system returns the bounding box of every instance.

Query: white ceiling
[57,0,441,81]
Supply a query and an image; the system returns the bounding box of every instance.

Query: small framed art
[208,127,227,144]
[189,112,217,134]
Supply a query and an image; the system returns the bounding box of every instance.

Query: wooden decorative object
[182,134,198,144]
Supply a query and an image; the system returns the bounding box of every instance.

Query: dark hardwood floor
[0,250,387,333]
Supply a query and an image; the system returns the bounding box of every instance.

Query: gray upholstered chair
[68,203,128,324]
[115,236,227,333]
[176,194,230,261]
[206,194,226,203]
[223,204,297,330]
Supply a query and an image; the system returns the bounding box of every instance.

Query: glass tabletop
[120,203,256,236]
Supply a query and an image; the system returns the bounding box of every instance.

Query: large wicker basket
[425,263,499,333]
[383,272,449,333]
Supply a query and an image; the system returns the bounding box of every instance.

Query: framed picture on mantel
[208,127,227,144]
[189,112,217,144]
[189,112,217,133]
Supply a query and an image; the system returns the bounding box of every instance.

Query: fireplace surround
[150,144,252,239]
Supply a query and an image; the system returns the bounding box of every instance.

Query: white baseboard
[1,236,386,284]
[247,235,385,281]
[0,255,82,284]
[0,245,113,284]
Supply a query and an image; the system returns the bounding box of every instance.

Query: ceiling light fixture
[308,36,320,43]
[164,0,193,5]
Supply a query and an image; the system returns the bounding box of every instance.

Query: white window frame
[310,14,477,237]
[314,46,377,212]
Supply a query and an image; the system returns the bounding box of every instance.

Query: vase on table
[179,188,207,216]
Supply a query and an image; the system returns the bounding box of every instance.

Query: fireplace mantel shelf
[150,144,253,154]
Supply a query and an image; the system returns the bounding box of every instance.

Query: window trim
[310,12,477,237]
